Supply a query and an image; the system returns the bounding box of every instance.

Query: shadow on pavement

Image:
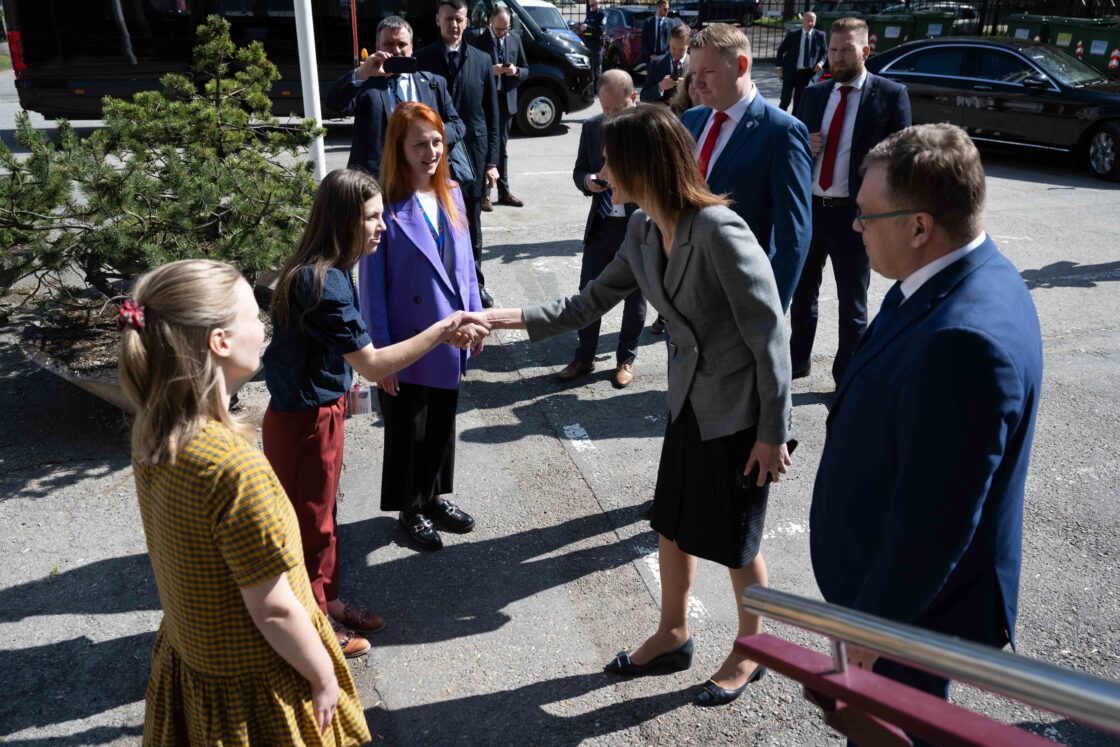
[0,724,146,747]
[486,239,583,266]
[1021,260,1120,290]
[0,552,158,623]
[0,632,154,737]
[366,674,694,746]
[336,503,653,647]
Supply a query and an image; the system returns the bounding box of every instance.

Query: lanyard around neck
[416,195,446,255]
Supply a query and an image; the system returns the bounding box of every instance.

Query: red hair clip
[117,299,146,331]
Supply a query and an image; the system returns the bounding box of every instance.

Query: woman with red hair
[359,102,484,552]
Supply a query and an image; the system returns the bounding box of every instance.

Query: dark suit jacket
[640,53,686,103]
[810,237,1043,650]
[325,70,465,178]
[641,14,682,62]
[417,42,501,197]
[796,72,912,218]
[572,113,637,243]
[471,28,529,118]
[775,28,827,75]
[682,96,813,311]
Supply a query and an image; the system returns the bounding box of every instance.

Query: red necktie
[697,111,729,180]
[819,85,852,192]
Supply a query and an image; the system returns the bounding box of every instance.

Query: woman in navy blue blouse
[262,169,488,657]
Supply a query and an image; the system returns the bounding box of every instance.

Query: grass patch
[0,54,12,72]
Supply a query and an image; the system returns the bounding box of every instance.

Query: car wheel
[606,48,625,71]
[1087,121,1120,181]
[516,86,562,136]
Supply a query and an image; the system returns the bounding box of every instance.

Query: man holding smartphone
[555,70,646,388]
[640,23,690,104]
[472,6,529,210]
[324,16,465,178]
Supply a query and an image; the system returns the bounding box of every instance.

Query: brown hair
[380,102,464,230]
[861,123,986,243]
[688,23,751,61]
[669,23,691,42]
[669,70,696,116]
[119,259,254,465]
[831,16,869,40]
[271,168,381,327]
[602,104,728,215]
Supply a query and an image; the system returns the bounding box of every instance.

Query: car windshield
[525,5,567,30]
[623,10,653,24]
[1026,45,1106,86]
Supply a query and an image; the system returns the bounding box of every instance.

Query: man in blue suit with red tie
[810,124,1043,704]
[682,24,813,311]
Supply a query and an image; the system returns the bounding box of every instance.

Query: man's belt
[812,195,850,208]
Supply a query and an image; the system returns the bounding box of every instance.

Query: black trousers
[575,215,647,365]
[779,68,814,113]
[464,194,485,288]
[790,203,870,385]
[377,382,459,514]
[494,114,513,198]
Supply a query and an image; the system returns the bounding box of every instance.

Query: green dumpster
[815,10,862,34]
[1005,13,1054,44]
[911,10,956,39]
[867,13,915,54]
[1048,17,1120,78]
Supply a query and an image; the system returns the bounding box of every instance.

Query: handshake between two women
[439,311,493,352]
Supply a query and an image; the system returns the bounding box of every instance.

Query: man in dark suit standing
[642,0,683,65]
[775,11,826,113]
[790,17,910,385]
[472,6,529,210]
[417,0,501,308]
[811,123,1043,703]
[580,0,607,86]
[640,23,690,104]
[325,16,465,178]
[554,70,646,388]
[682,24,812,311]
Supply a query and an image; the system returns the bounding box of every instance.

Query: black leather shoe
[605,637,694,676]
[694,665,766,707]
[480,287,494,308]
[792,366,811,379]
[398,512,443,551]
[650,315,666,335]
[427,499,475,533]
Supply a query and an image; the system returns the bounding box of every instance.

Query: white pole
[293,0,327,182]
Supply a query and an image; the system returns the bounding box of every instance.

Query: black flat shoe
[427,499,475,533]
[604,637,694,676]
[399,512,443,551]
[694,665,766,707]
[479,287,495,309]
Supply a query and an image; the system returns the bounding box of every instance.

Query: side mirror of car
[1022,73,1051,91]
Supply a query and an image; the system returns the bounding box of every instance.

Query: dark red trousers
[262,395,346,614]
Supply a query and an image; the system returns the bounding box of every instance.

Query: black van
[1,0,593,135]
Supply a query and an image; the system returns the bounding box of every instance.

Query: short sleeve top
[263,266,372,411]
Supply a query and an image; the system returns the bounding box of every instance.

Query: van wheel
[516,87,562,136]
[1087,121,1120,181]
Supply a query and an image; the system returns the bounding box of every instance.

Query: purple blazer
[359,183,482,390]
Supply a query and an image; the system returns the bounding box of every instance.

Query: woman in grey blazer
[484,105,794,706]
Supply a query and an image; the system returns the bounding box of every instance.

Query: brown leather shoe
[334,603,386,634]
[556,359,594,381]
[497,193,524,207]
[614,363,635,389]
[331,620,371,659]
[481,196,494,212]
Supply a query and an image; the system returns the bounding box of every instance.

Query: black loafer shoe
[480,287,495,309]
[427,499,475,533]
[695,665,766,707]
[399,512,443,551]
[605,637,694,676]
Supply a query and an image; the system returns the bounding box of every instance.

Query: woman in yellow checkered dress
[119,259,370,746]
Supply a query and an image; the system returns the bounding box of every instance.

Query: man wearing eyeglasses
[810,123,1043,707]
[472,6,529,210]
[789,17,910,386]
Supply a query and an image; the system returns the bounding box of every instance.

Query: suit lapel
[391,197,457,295]
[852,73,878,150]
[708,95,765,188]
[377,82,394,125]
[832,239,1000,411]
[809,80,835,131]
[661,210,699,299]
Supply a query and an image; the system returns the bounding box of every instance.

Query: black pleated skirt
[650,399,770,569]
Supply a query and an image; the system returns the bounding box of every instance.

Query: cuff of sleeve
[521,304,550,342]
[233,543,301,589]
[756,418,792,446]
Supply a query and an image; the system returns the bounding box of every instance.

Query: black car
[866,37,1120,180]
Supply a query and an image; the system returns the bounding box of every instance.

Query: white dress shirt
[694,87,758,180]
[900,234,986,304]
[811,69,867,198]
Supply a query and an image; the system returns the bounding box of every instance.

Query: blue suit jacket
[796,72,912,219]
[358,185,482,390]
[641,15,682,62]
[682,96,813,311]
[810,237,1043,649]
[775,28,827,76]
[324,70,465,178]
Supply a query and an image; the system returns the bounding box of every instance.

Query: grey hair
[377,15,414,41]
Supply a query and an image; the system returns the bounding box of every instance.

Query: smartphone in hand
[590,177,609,187]
[383,56,419,74]
[736,439,799,489]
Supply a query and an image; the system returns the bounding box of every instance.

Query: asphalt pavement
[1,66,1118,746]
